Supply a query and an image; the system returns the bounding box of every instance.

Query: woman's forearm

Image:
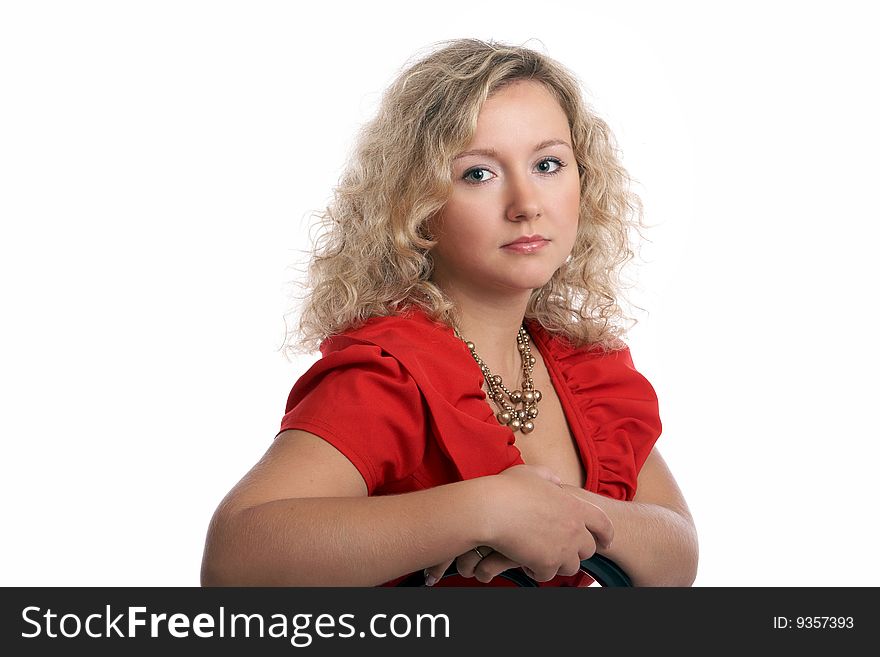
[200,478,493,586]
[588,495,699,586]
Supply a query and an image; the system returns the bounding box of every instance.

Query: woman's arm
[574,448,699,586]
[202,483,495,587]
[201,430,485,586]
[200,430,611,586]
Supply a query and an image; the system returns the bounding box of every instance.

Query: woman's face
[429,80,581,300]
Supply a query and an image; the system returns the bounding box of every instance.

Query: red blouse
[278,307,662,586]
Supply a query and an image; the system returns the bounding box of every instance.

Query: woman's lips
[501,239,549,254]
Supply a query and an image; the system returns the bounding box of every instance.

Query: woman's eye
[462,159,564,183]
[536,158,564,174]
[463,167,496,183]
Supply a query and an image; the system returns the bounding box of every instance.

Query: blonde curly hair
[284,38,644,356]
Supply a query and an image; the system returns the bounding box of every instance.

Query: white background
[2,1,877,586]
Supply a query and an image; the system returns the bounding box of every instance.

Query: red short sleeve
[277,343,427,495]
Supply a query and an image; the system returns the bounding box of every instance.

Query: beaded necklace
[453,324,543,434]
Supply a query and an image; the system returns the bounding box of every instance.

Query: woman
[200,39,698,587]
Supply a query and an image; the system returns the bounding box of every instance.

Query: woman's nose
[505,174,542,222]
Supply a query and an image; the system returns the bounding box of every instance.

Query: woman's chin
[503,263,560,289]
[494,272,556,294]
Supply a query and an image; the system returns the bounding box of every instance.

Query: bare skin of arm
[200,429,613,586]
[429,448,698,587]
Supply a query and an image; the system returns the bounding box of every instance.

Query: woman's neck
[449,297,531,384]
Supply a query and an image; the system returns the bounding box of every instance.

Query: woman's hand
[487,464,613,581]
[423,545,522,586]
[423,545,552,585]
[422,464,613,585]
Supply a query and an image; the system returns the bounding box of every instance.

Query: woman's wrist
[462,475,506,549]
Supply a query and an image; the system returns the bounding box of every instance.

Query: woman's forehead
[461,82,572,154]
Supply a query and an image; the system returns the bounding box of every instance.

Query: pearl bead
[511,390,523,402]
[517,409,526,419]
[466,341,475,351]
[522,421,535,433]
[534,390,542,402]
[510,419,522,430]
[498,411,512,424]
[527,407,538,419]
[523,390,535,402]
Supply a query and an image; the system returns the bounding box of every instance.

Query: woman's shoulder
[320,307,459,357]
[313,308,482,403]
[526,319,655,401]
[525,318,631,362]
[283,310,448,426]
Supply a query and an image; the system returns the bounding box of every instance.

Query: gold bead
[523,390,535,402]
[518,342,528,352]
[510,418,522,431]
[517,409,526,419]
[534,390,542,402]
[527,407,538,419]
[511,390,523,402]
[466,341,475,351]
[522,421,535,433]
[492,374,502,385]
[498,411,512,424]
[529,356,536,366]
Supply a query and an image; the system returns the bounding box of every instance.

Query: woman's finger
[423,558,454,586]
[473,552,521,583]
[455,545,495,578]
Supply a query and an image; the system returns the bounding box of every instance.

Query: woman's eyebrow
[453,139,572,161]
